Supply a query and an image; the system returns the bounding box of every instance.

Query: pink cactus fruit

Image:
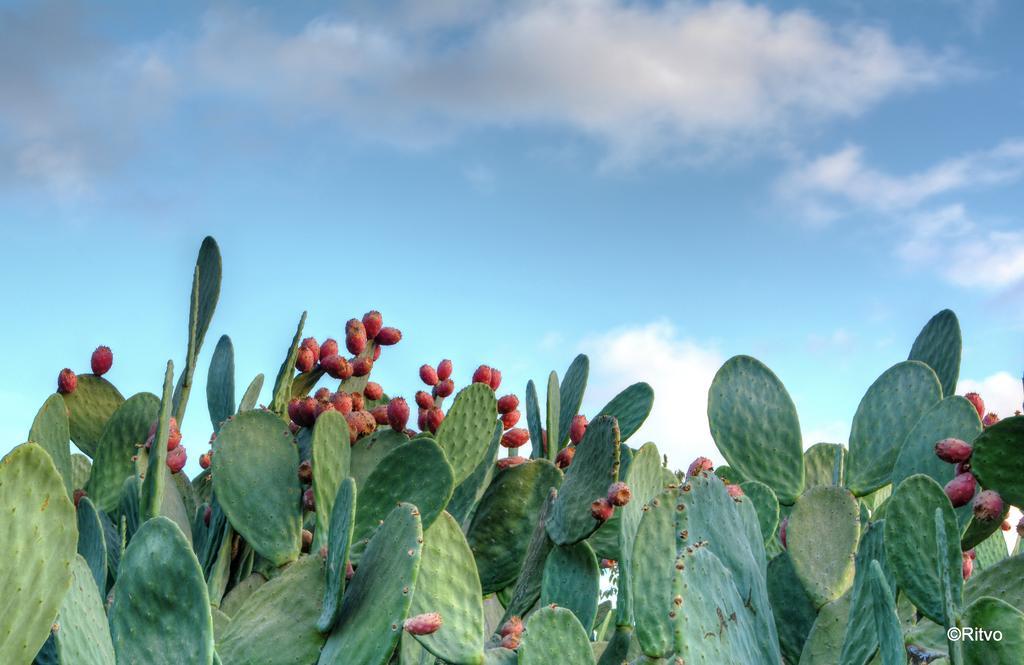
[779,517,789,549]
[497,456,528,470]
[555,445,575,469]
[934,437,972,464]
[419,364,439,386]
[320,354,352,380]
[362,311,383,340]
[351,356,374,377]
[425,407,444,434]
[345,319,367,355]
[199,452,211,469]
[295,347,316,373]
[298,460,313,484]
[944,472,977,508]
[301,529,313,553]
[415,391,435,410]
[320,338,339,360]
[726,484,745,499]
[166,445,187,474]
[436,359,453,381]
[497,394,519,414]
[57,368,77,394]
[501,410,521,430]
[501,428,529,448]
[982,412,1000,427]
[472,365,492,386]
[433,379,455,398]
[387,397,410,432]
[91,346,113,376]
[300,337,320,364]
[364,382,383,401]
[607,482,632,507]
[964,392,985,418]
[687,456,714,478]
[500,617,524,639]
[962,550,975,581]
[375,327,402,346]
[570,415,588,445]
[971,490,1003,521]
[303,487,316,512]
[403,612,443,636]
[591,498,614,522]
[488,368,502,391]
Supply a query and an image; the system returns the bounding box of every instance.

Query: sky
[1,0,1022,480]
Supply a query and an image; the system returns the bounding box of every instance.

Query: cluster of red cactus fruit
[590,481,632,522]
[56,345,114,394]
[498,616,524,650]
[936,393,1006,523]
[295,311,402,378]
[683,455,744,499]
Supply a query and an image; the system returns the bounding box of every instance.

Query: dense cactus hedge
[2,237,1022,665]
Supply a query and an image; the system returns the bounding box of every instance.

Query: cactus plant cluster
[2,237,1022,665]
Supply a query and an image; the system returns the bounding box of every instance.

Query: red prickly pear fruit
[934,437,972,464]
[350,392,365,412]
[352,356,373,377]
[295,347,316,373]
[199,452,211,469]
[73,489,87,507]
[301,529,313,553]
[314,387,331,402]
[203,505,212,527]
[330,392,353,415]
[500,634,521,650]
[419,364,439,386]
[591,497,614,522]
[437,359,453,381]
[300,337,320,363]
[298,460,313,484]
[780,517,789,549]
[417,409,428,432]
[489,369,502,391]
[303,487,316,512]
[57,368,77,394]
[166,445,187,474]
[982,412,1000,427]
[964,392,985,418]
[944,472,976,508]
[415,391,435,410]
[387,397,410,432]
[320,354,351,380]
[497,394,519,414]
[607,482,632,506]
[91,346,113,376]
[362,311,383,339]
[541,429,548,456]
[472,365,492,386]
[315,400,334,419]
[364,382,383,401]
[355,410,377,436]
[376,327,402,346]
[345,561,355,580]
[600,559,616,569]
[320,338,339,360]
[289,421,300,434]
[373,345,381,361]
[726,484,745,499]
[570,415,587,445]
[501,428,529,448]
[426,407,444,434]
[971,490,1003,521]
[499,617,524,638]
[434,379,454,398]
[962,551,974,581]
[1001,520,1011,532]
[555,445,575,469]
[370,405,388,425]
[501,410,521,430]
[345,319,367,355]
[404,612,442,636]
[289,397,317,428]
[687,456,714,478]
[344,414,361,444]
[497,456,528,470]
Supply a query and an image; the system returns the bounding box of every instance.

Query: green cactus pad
[965,554,1024,612]
[0,443,78,664]
[767,552,818,664]
[71,452,92,489]
[61,374,125,457]
[494,489,555,630]
[788,485,860,608]
[311,410,351,553]
[891,395,981,492]
[961,597,1024,665]
[212,409,302,566]
[838,520,891,665]
[804,443,846,489]
[220,573,266,617]
[557,354,589,449]
[518,606,596,665]
[318,478,357,632]
[319,503,423,665]
[909,309,962,399]
[172,236,222,425]
[631,490,677,658]
[596,382,653,443]
[973,529,1009,572]
[86,392,159,513]
[883,474,962,624]
[865,561,903,665]
[219,556,327,665]
[352,438,454,546]
[708,355,804,504]
[29,393,73,497]
[238,373,264,412]
[207,334,235,432]
[798,593,851,665]
[525,379,544,458]
[546,415,620,546]
[545,371,561,460]
[75,496,107,595]
[350,428,409,488]
[675,544,762,664]
[109,517,213,665]
[436,382,499,486]
[270,312,307,414]
[739,480,780,543]
[409,511,485,665]
[52,555,115,665]
[970,415,1024,507]
[845,361,942,496]
[541,541,600,633]
[468,459,563,594]
[140,362,174,522]
[448,423,502,526]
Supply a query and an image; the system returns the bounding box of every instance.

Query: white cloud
[577,320,722,471]
[957,371,1022,417]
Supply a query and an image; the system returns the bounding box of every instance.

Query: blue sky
[1,0,1022,476]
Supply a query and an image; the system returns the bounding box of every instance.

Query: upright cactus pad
[0,443,78,664]
[29,393,73,497]
[908,308,962,399]
[53,555,116,665]
[86,392,159,513]
[60,374,125,457]
[435,383,498,486]
[311,410,351,553]
[517,606,596,665]
[595,381,654,443]
[787,485,861,608]
[970,415,1024,507]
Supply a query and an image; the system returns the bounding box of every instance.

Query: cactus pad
[29,393,73,497]
[75,496,108,595]
[518,606,596,665]
[908,309,961,399]
[436,382,498,485]
[317,477,357,632]
[53,555,115,665]
[595,381,653,443]
[207,334,236,431]
[970,415,1024,507]
[87,392,159,513]
[546,415,619,546]
[739,479,780,544]
[787,485,860,608]
[961,597,1024,665]
[557,354,589,449]
[61,374,125,457]
[541,541,600,633]
[311,410,351,553]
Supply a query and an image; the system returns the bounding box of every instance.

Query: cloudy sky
[1,1,1022,476]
